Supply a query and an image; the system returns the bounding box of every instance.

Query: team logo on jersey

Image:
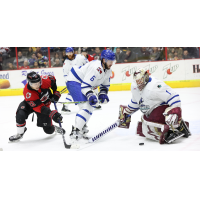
[139,98,150,113]
[97,67,102,74]
[26,92,32,99]
[40,92,49,102]
[21,106,25,109]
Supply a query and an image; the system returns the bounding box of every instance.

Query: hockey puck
[139,143,144,145]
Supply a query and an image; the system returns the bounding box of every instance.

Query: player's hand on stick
[98,90,109,104]
[86,91,98,106]
[49,110,63,123]
[51,91,61,103]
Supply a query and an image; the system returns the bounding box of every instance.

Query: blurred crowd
[0,47,199,70]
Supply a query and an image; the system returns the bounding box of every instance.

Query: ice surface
[0,87,200,151]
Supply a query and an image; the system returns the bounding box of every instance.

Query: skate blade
[166,133,185,144]
[61,112,71,115]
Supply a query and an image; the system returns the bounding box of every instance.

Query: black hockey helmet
[27,71,41,83]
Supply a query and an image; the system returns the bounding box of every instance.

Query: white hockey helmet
[133,69,149,91]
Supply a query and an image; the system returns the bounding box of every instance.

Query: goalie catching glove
[118,105,135,129]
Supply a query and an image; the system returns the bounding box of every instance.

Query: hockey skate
[164,120,191,144]
[82,124,90,140]
[9,127,27,142]
[164,130,185,144]
[70,126,83,140]
[95,105,102,109]
[61,104,71,114]
[54,126,66,135]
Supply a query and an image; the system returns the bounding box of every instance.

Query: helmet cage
[133,70,149,91]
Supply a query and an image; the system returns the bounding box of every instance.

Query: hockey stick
[87,111,137,144]
[60,87,68,94]
[58,101,87,105]
[53,102,79,149]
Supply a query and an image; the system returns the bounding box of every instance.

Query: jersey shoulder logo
[97,67,102,74]
[26,92,32,99]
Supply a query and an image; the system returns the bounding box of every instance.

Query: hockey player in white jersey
[66,49,115,140]
[62,47,88,114]
[119,69,191,144]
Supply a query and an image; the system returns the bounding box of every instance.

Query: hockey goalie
[119,69,191,144]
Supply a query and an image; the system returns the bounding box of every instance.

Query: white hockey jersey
[63,54,88,82]
[128,76,181,117]
[67,60,112,95]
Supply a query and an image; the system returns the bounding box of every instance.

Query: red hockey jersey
[23,75,57,113]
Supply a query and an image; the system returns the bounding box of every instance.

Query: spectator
[81,48,94,62]
[124,48,136,63]
[52,47,61,52]
[168,53,174,60]
[13,51,27,67]
[92,47,101,60]
[115,47,125,63]
[87,47,95,55]
[174,54,179,60]
[32,47,37,53]
[174,47,183,58]
[137,47,150,61]
[37,51,48,68]
[187,47,198,58]
[51,52,62,66]
[27,47,33,58]
[41,47,48,56]
[150,47,160,61]
[53,59,62,67]
[35,47,41,57]
[0,47,10,69]
[182,50,191,59]
[62,50,67,63]
[5,63,17,70]
[20,60,30,69]
[29,53,38,68]
[33,61,39,69]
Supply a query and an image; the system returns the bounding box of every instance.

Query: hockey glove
[86,91,98,106]
[98,90,109,104]
[51,91,61,103]
[118,105,133,128]
[49,110,63,123]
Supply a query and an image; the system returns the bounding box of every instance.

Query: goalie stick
[53,102,79,149]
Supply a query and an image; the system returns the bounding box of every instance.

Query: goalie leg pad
[136,122,145,137]
[141,115,169,144]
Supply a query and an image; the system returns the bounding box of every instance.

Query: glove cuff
[54,91,61,98]
[49,110,58,120]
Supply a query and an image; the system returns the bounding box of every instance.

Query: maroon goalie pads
[118,105,131,129]
[136,122,145,137]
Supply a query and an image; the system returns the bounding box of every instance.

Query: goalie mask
[133,69,149,91]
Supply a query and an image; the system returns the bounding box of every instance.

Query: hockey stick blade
[53,102,79,149]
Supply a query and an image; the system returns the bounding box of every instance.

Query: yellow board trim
[0,80,200,96]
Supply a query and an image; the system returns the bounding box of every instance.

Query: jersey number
[90,76,96,81]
